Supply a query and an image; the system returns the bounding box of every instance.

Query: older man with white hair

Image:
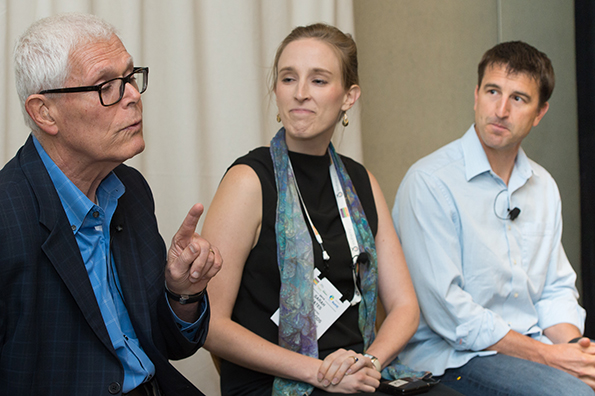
[0,13,221,396]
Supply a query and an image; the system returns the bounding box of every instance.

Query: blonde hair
[271,23,358,92]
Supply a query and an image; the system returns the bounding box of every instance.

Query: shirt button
[93,211,100,218]
[514,293,519,298]
[513,260,517,265]
[71,225,77,231]
[108,382,121,394]
[508,226,511,231]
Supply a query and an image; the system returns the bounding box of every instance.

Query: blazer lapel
[110,208,153,338]
[19,136,116,354]
[42,225,115,351]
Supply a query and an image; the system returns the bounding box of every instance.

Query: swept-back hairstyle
[477,41,554,108]
[271,23,359,92]
[14,13,117,131]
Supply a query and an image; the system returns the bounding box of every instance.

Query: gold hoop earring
[342,113,349,127]
[276,114,281,123]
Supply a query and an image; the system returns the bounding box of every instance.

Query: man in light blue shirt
[393,41,595,395]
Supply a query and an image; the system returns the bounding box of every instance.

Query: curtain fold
[0,1,358,394]
[1,0,360,238]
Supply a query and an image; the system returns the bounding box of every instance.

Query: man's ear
[533,102,550,128]
[25,95,59,135]
[473,85,479,112]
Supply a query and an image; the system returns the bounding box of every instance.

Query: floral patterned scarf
[270,128,426,396]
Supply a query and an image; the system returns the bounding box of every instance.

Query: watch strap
[364,353,381,372]
[165,281,205,305]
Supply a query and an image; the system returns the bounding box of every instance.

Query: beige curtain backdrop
[0,0,359,394]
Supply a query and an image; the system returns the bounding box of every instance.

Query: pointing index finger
[175,203,204,241]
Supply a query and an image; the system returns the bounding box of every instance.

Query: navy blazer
[0,136,208,395]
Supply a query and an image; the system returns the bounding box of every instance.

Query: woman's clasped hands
[316,348,381,393]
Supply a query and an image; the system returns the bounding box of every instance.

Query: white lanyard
[329,156,362,305]
[288,154,362,305]
[288,160,331,261]
[329,156,361,263]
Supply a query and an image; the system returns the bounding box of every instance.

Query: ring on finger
[209,248,214,254]
[350,356,358,364]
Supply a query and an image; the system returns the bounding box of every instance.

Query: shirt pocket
[520,222,556,274]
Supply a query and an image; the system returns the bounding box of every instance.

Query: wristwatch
[364,353,381,372]
[164,281,205,305]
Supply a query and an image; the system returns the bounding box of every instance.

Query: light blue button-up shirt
[393,125,585,376]
[33,136,206,392]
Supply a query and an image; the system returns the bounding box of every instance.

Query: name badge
[271,268,351,339]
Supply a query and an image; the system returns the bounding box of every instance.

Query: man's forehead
[69,35,133,81]
[484,62,539,85]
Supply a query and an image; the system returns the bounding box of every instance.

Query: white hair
[14,13,117,132]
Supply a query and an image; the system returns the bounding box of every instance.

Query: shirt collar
[461,125,492,181]
[32,135,124,234]
[461,124,534,188]
[509,147,533,192]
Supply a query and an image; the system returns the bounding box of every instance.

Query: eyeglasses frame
[38,67,149,107]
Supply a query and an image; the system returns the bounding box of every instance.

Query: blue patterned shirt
[33,136,205,392]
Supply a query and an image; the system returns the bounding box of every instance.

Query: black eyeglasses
[39,67,149,107]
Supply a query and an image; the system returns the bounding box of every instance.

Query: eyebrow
[311,68,333,75]
[483,83,532,101]
[278,66,333,75]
